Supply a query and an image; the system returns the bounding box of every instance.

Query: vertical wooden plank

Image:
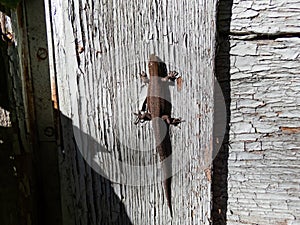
[226,0,300,224]
[47,0,217,224]
[14,0,63,224]
[1,9,38,225]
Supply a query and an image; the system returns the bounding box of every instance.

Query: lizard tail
[163,177,173,217]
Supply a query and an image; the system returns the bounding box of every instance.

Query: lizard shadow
[60,113,134,225]
[0,49,133,224]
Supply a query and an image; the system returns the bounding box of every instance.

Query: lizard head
[148,54,167,77]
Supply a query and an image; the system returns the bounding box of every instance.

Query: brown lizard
[134,54,182,217]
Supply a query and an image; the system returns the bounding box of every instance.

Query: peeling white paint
[228,5,300,224]
[47,0,217,224]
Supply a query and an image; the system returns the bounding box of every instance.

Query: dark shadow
[212,0,233,224]
[0,30,9,110]
[0,5,132,225]
[60,114,133,225]
[0,24,19,225]
[1,23,133,225]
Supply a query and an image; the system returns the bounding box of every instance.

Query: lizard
[134,54,183,217]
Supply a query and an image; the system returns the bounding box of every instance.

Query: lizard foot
[161,71,179,82]
[161,115,184,126]
[170,117,184,126]
[139,71,149,84]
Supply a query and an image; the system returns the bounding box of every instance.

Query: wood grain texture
[1,5,63,224]
[47,0,217,224]
[230,0,300,36]
[227,0,300,224]
[228,37,300,225]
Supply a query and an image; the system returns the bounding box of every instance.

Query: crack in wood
[230,32,300,40]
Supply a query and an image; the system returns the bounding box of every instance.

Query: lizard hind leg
[161,115,183,126]
[134,111,152,124]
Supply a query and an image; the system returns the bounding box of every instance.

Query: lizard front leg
[140,71,150,84]
[161,71,183,91]
[161,71,179,82]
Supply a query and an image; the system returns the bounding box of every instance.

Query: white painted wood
[227,0,300,223]
[228,37,300,225]
[47,0,217,224]
[231,0,300,35]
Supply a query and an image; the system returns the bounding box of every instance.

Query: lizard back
[147,54,172,118]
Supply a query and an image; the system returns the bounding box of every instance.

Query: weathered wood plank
[228,37,300,225]
[5,0,63,224]
[48,0,217,224]
[213,1,300,224]
[1,10,36,225]
[230,0,300,36]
